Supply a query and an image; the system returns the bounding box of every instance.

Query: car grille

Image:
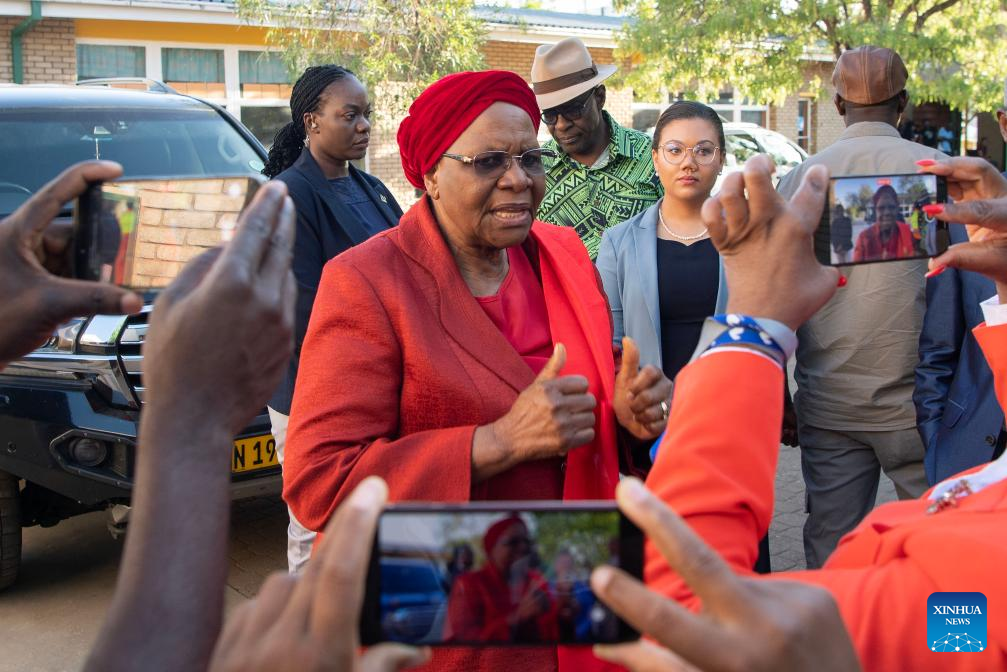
[119,309,149,404]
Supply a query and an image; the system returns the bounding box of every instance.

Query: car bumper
[0,376,280,507]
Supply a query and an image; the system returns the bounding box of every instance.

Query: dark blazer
[268,148,403,413]
[914,223,1005,484]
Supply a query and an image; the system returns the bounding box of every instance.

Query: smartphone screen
[74,176,262,291]
[815,173,948,266]
[360,502,642,647]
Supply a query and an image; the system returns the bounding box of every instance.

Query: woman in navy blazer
[597,102,727,379]
[261,65,402,573]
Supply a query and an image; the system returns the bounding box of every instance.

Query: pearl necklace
[659,208,708,241]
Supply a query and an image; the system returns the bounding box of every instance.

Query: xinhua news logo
[928,592,987,653]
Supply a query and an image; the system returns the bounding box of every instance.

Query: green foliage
[533,511,618,571]
[613,0,1007,111]
[236,0,488,113]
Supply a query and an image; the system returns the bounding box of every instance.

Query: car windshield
[757,132,806,168]
[726,133,761,164]
[0,106,264,216]
[381,562,444,595]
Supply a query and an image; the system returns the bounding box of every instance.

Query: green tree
[613,0,1007,111]
[236,0,488,112]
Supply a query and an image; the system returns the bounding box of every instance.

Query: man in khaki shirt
[777,46,945,568]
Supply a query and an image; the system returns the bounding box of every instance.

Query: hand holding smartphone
[816,173,948,266]
[73,176,262,291]
[360,502,643,647]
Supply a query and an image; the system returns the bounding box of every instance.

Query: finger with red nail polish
[837,275,847,287]
[925,265,947,279]
[916,159,937,168]
[922,204,944,217]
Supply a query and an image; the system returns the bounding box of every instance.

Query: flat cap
[833,46,908,105]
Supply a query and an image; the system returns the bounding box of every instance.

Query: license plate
[232,434,279,474]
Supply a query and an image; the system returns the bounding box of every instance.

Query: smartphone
[360,501,643,647]
[73,176,262,291]
[816,173,949,266]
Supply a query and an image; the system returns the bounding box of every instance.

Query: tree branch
[898,0,920,25]
[916,0,961,29]
[862,0,873,20]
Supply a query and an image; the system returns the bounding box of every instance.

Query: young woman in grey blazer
[597,101,727,381]
[597,102,774,573]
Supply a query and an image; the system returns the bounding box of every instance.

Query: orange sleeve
[644,350,782,608]
[973,322,1007,417]
[282,259,475,532]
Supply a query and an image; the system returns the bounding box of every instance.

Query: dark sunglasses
[441,148,556,179]
[541,88,598,125]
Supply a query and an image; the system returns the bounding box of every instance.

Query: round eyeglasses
[441,148,556,179]
[660,141,721,166]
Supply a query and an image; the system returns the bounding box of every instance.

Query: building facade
[5,1,981,202]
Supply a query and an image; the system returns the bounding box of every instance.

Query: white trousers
[267,407,316,574]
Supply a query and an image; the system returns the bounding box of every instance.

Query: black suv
[0,80,282,589]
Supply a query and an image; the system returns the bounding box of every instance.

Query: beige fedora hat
[531,37,617,110]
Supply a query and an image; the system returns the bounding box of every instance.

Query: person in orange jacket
[583,155,1007,671]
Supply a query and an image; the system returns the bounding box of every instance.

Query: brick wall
[768,63,844,154]
[119,179,247,287]
[0,18,75,84]
[369,82,418,209]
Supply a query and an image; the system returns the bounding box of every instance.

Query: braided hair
[262,64,355,178]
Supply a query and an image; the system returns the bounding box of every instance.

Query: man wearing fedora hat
[777,45,945,569]
[532,37,662,260]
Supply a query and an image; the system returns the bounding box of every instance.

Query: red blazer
[645,327,1007,670]
[283,197,622,672]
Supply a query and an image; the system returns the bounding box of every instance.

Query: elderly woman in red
[283,70,671,672]
[852,184,916,262]
[446,516,558,644]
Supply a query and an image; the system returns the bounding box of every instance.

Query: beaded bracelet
[705,313,787,364]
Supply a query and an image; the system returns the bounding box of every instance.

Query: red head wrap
[397,70,541,190]
[872,184,899,207]
[482,515,525,555]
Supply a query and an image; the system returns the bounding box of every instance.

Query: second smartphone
[816,172,948,266]
[73,175,262,291]
[360,501,643,647]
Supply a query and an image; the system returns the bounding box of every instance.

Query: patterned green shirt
[538,111,663,259]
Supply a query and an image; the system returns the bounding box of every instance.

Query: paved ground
[768,442,896,572]
[0,444,897,670]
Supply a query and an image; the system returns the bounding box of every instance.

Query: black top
[656,237,719,380]
[269,149,403,414]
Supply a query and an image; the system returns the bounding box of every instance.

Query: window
[162,48,225,97]
[239,51,292,100]
[77,45,145,81]
[797,99,812,151]
[241,106,291,147]
[740,110,766,126]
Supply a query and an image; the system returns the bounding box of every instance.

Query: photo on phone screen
[815,173,948,266]
[360,503,642,647]
[74,176,261,291]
